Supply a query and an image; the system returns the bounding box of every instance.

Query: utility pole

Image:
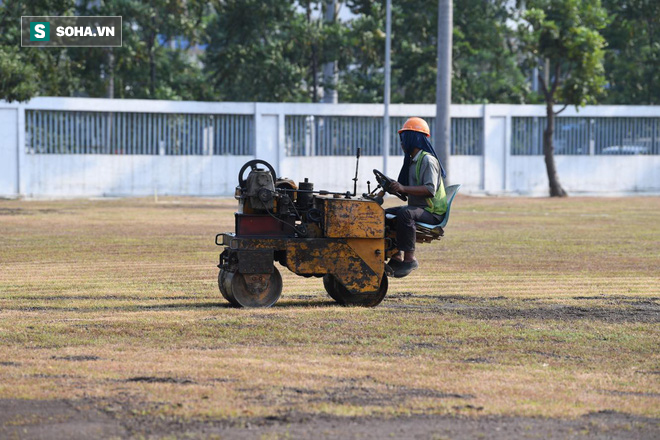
[322,0,340,104]
[383,0,392,176]
[435,0,452,181]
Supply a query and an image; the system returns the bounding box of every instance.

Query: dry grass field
[0,195,658,438]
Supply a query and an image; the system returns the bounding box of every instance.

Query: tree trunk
[543,102,567,197]
[647,17,654,104]
[306,2,318,102]
[311,44,318,103]
[149,32,156,97]
[106,48,114,99]
[106,49,114,153]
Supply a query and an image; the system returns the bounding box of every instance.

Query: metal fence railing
[285,116,483,156]
[24,109,660,157]
[512,117,660,155]
[285,116,383,156]
[453,118,484,155]
[25,110,254,155]
[593,117,660,155]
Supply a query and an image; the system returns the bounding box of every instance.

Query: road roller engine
[215,150,458,308]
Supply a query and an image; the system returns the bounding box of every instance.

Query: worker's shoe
[393,260,419,278]
[386,258,403,276]
[387,258,404,268]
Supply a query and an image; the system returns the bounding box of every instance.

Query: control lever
[352,147,361,196]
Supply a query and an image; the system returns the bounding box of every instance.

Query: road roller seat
[385,184,461,242]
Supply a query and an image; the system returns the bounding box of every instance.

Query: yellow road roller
[215,152,459,307]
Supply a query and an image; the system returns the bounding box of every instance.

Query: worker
[386,117,448,278]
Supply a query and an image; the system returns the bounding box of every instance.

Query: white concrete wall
[0,98,658,197]
[509,156,660,195]
[279,156,483,195]
[22,155,251,197]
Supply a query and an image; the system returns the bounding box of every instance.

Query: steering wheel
[238,160,277,188]
[373,169,407,201]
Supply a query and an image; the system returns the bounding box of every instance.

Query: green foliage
[453,0,530,103]
[0,0,82,101]
[342,0,529,104]
[601,0,660,104]
[0,0,208,101]
[203,0,309,102]
[0,46,39,103]
[337,3,385,102]
[0,0,656,104]
[203,0,352,102]
[70,0,209,100]
[517,0,607,106]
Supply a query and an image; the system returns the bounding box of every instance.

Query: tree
[517,0,607,197]
[601,0,660,104]
[204,0,349,102]
[0,0,82,101]
[204,0,308,102]
[0,0,209,101]
[71,0,208,100]
[338,2,384,102]
[0,47,39,103]
[342,0,529,104]
[453,0,530,104]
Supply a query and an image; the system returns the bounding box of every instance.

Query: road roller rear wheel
[322,274,388,307]
[218,269,238,306]
[322,275,344,303]
[221,268,283,308]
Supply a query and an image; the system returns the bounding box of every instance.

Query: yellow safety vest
[415,151,448,216]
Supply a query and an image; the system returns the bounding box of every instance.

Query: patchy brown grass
[0,195,658,422]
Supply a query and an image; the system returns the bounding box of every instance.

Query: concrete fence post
[504,112,512,192]
[253,103,280,175]
[18,104,26,197]
[277,112,286,177]
[482,105,507,194]
[481,104,488,192]
[0,104,20,197]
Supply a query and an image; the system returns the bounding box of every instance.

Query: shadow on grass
[382,301,660,323]
[11,302,230,312]
[9,298,339,312]
[273,299,337,308]
[10,295,657,321]
[8,295,203,301]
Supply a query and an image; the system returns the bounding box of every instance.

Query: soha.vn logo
[30,22,50,41]
[30,21,116,40]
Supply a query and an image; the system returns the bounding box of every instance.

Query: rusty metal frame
[218,235,384,295]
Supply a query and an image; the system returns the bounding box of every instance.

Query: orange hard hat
[398,117,430,137]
